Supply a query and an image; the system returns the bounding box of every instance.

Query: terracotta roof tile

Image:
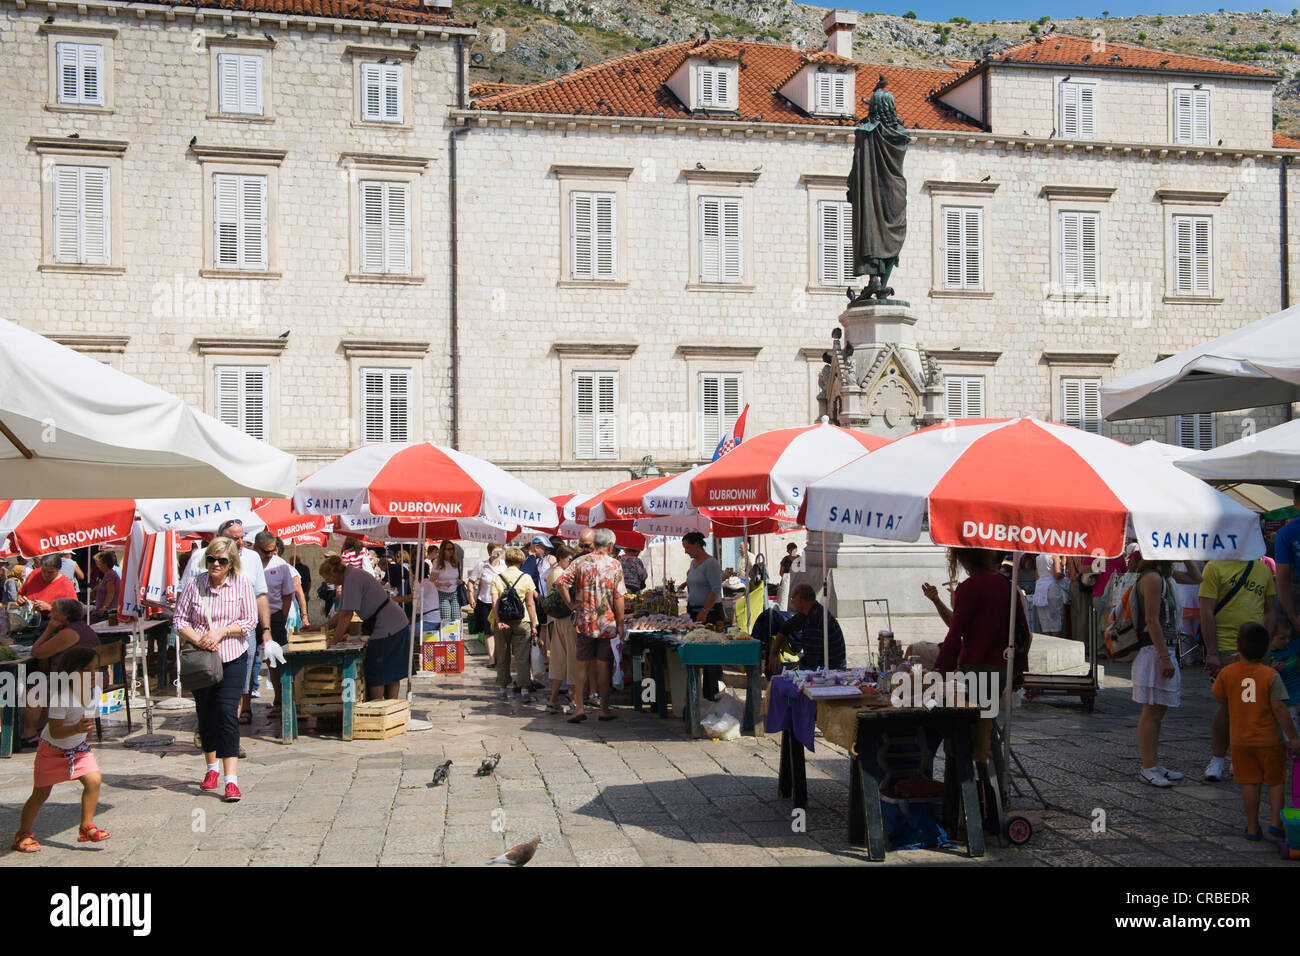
[1276,131,1300,149]
[989,32,1277,78]
[185,0,472,28]
[472,39,978,131]
[469,81,524,99]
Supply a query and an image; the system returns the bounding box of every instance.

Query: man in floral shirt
[557,528,626,723]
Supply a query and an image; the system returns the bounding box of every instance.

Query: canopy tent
[1100,305,1300,421]
[0,498,136,558]
[0,318,296,498]
[1132,438,1294,514]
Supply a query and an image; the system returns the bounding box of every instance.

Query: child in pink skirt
[10,647,110,852]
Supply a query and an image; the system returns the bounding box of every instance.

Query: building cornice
[681,168,761,184]
[927,348,1002,365]
[206,34,276,49]
[1155,187,1230,204]
[49,333,129,353]
[799,346,832,361]
[344,43,418,60]
[550,164,634,181]
[454,111,1298,161]
[340,151,432,169]
[6,0,477,41]
[1042,350,1120,366]
[190,144,287,164]
[340,338,430,358]
[925,179,1000,194]
[193,335,289,356]
[799,173,847,188]
[1042,184,1118,201]
[677,344,762,360]
[29,136,127,154]
[553,342,639,359]
[37,22,117,37]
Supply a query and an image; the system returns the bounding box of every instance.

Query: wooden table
[0,652,32,759]
[279,640,366,744]
[677,639,762,738]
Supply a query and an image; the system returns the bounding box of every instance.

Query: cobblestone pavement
[0,652,1291,867]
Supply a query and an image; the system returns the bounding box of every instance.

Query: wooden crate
[288,634,328,653]
[353,699,409,739]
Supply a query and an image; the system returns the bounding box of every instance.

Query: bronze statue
[848,75,910,302]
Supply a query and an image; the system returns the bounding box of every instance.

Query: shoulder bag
[179,581,224,692]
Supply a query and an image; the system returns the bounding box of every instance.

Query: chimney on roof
[821,9,857,59]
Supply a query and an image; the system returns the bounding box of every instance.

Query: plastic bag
[703,689,744,722]
[530,640,548,682]
[610,634,624,688]
[700,712,741,740]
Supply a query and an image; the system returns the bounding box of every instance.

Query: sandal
[11,833,41,853]
[239,712,252,725]
[567,713,588,724]
[78,823,111,843]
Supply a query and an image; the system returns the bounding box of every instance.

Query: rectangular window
[699,372,742,457]
[213,173,267,270]
[941,205,983,290]
[1174,413,1215,451]
[572,371,618,460]
[1172,214,1212,296]
[1059,80,1096,139]
[55,42,103,106]
[217,52,263,116]
[1060,210,1099,292]
[698,196,742,283]
[361,62,403,123]
[570,191,616,281]
[1172,87,1210,145]
[814,73,850,114]
[697,66,731,108]
[944,375,985,419]
[817,199,852,286]
[214,366,269,441]
[359,180,411,275]
[360,368,411,443]
[1061,377,1102,435]
[51,165,109,265]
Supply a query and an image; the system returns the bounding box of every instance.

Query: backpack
[542,585,572,620]
[497,572,527,624]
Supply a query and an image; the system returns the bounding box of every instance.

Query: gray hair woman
[174,537,257,802]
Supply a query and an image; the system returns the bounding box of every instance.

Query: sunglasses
[205,556,231,566]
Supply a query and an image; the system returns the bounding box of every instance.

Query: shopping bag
[610,634,624,688]
[530,639,548,682]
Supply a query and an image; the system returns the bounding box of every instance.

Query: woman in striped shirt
[175,537,257,803]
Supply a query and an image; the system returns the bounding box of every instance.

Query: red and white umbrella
[575,477,668,526]
[687,420,890,520]
[118,521,177,620]
[294,442,558,529]
[0,498,136,557]
[250,497,330,542]
[135,497,263,535]
[800,417,1265,560]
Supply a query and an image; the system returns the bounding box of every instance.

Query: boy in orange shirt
[1211,622,1300,840]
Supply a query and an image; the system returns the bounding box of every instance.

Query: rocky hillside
[458,1,1300,135]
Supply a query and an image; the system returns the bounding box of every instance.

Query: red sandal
[78,824,111,843]
[11,833,41,853]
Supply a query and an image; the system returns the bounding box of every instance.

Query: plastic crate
[98,688,125,715]
[424,639,465,673]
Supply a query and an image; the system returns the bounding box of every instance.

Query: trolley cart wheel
[1005,815,1033,846]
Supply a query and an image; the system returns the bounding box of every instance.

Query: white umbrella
[1100,305,1300,420]
[0,319,297,498]
[1134,438,1294,514]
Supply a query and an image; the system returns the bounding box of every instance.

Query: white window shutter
[699,197,720,281]
[240,175,266,269]
[243,56,263,115]
[815,74,830,113]
[1193,89,1210,145]
[699,67,714,106]
[388,370,410,441]
[700,374,722,454]
[362,370,386,443]
[214,174,240,267]
[944,376,985,419]
[1061,212,1080,290]
[963,208,982,288]
[596,373,618,459]
[361,63,382,120]
[1079,212,1098,290]
[215,367,241,431]
[1063,378,1101,434]
[218,53,264,116]
[360,181,385,274]
[570,192,593,280]
[715,68,729,106]
[942,206,962,288]
[1060,82,1080,138]
[218,53,241,114]
[1078,83,1095,138]
[81,44,102,105]
[80,167,108,265]
[214,366,267,441]
[722,374,742,426]
[382,64,402,122]
[944,378,964,420]
[573,372,596,458]
[242,367,268,441]
[385,182,410,274]
[819,200,841,286]
[833,75,847,114]
[361,369,410,443]
[1193,216,1211,295]
[721,198,742,282]
[1173,88,1193,144]
[57,43,78,102]
[594,194,615,280]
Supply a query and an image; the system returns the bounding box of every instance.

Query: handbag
[542,586,572,619]
[179,584,224,692]
[456,580,469,610]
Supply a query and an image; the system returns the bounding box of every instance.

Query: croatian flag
[712,404,750,461]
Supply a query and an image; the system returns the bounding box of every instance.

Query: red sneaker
[223,782,241,802]
[201,770,220,791]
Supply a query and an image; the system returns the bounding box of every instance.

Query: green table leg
[280,662,295,744]
[858,754,887,861]
[743,664,760,735]
[342,657,357,742]
[960,777,986,858]
[631,653,644,713]
[0,692,13,759]
[686,665,702,738]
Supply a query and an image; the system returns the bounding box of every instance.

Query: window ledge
[346,273,425,285]
[1163,294,1223,305]
[44,104,114,115]
[350,120,413,132]
[685,282,754,293]
[1045,292,1109,304]
[199,269,282,280]
[557,279,628,289]
[205,113,276,124]
[805,284,854,295]
[38,263,125,275]
[930,288,994,299]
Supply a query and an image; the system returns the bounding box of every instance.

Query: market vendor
[16,555,78,620]
[683,532,724,700]
[772,583,846,672]
[318,554,410,701]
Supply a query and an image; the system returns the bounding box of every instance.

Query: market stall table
[279,639,366,744]
[0,650,31,758]
[677,638,761,737]
[90,617,172,693]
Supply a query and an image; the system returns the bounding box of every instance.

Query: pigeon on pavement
[429,759,452,787]
[475,753,501,777]
[489,837,540,866]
